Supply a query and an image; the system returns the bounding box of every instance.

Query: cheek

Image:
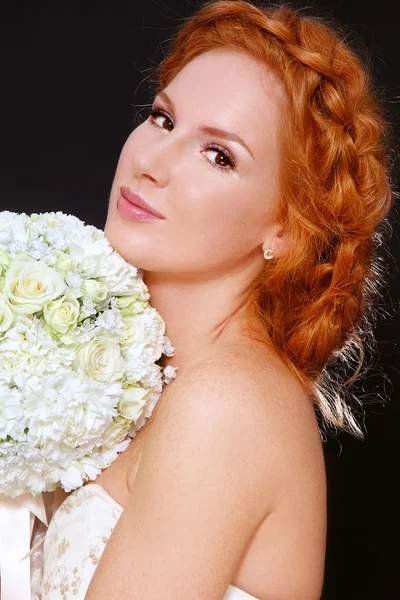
[178,181,268,257]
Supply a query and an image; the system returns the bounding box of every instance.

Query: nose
[131,138,171,188]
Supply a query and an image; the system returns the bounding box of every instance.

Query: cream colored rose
[117,386,152,422]
[83,280,108,303]
[74,334,124,383]
[0,293,13,332]
[3,256,66,315]
[0,249,10,277]
[116,294,146,317]
[43,291,80,334]
[53,250,74,277]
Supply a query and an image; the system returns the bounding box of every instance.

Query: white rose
[3,256,66,315]
[83,280,108,303]
[0,293,14,333]
[53,250,75,277]
[117,386,152,422]
[116,294,147,317]
[43,291,80,334]
[74,332,125,384]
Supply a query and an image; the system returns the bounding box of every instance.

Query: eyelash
[148,106,237,172]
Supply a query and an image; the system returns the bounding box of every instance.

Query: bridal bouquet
[0,210,177,499]
[0,210,177,598]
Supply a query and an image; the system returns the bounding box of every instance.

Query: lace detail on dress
[41,485,122,599]
[41,484,259,600]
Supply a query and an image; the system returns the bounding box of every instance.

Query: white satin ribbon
[0,493,48,600]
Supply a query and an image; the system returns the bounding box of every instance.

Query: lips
[120,186,165,219]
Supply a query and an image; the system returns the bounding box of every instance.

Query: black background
[2,1,399,598]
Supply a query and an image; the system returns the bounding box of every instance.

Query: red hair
[156,0,395,435]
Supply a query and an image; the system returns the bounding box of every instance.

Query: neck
[141,269,254,376]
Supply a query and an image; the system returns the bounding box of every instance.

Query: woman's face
[105,48,287,279]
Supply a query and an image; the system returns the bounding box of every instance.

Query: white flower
[0,385,24,439]
[95,308,124,335]
[45,227,68,250]
[65,271,83,297]
[117,386,153,422]
[0,212,29,249]
[3,256,66,315]
[52,250,75,277]
[100,416,132,452]
[96,251,140,295]
[121,307,167,366]
[0,315,75,384]
[28,238,50,260]
[73,329,125,384]
[79,297,97,320]
[116,294,147,317]
[163,336,175,357]
[138,362,163,392]
[0,441,51,498]
[43,291,80,335]
[162,365,179,385]
[134,389,161,431]
[73,319,97,343]
[8,240,28,257]
[83,280,108,303]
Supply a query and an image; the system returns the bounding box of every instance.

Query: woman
[41,1,395,598]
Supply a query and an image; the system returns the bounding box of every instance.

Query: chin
[103,229,145,270]
[104,213,165,272]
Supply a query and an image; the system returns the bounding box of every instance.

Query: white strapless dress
[41,483,259,599]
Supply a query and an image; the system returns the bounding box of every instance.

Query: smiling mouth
[120,186,165,219]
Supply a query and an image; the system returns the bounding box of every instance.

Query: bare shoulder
[166,343,323,451]
[153,342,325,509]
[86,344,326,599]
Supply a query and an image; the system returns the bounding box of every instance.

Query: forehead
[165,48,287,155]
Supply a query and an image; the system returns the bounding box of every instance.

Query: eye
[148,105,237,173]
[201,144,236,172]
[149,107,174,132]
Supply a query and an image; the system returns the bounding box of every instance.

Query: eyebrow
[157,90,255,160]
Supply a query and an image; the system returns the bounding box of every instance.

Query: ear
[262,223,286,259]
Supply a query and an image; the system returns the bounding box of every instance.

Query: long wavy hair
[154,0,396,436]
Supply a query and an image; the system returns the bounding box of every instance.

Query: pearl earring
[263,248,274,260]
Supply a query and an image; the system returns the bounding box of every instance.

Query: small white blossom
[163,337,175,357]
[162,365,179,385]
[74,320,97,343]
[41,251,58,266]
[28,238,50,260]
[45,227,68,250]
[8,240,28,257]
[79,297,97,319]
[95,308,124,335]
[66,271,83,297]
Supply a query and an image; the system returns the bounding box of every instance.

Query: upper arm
[86,359,283,600]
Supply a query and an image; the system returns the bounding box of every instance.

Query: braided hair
[156,0,395,435]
